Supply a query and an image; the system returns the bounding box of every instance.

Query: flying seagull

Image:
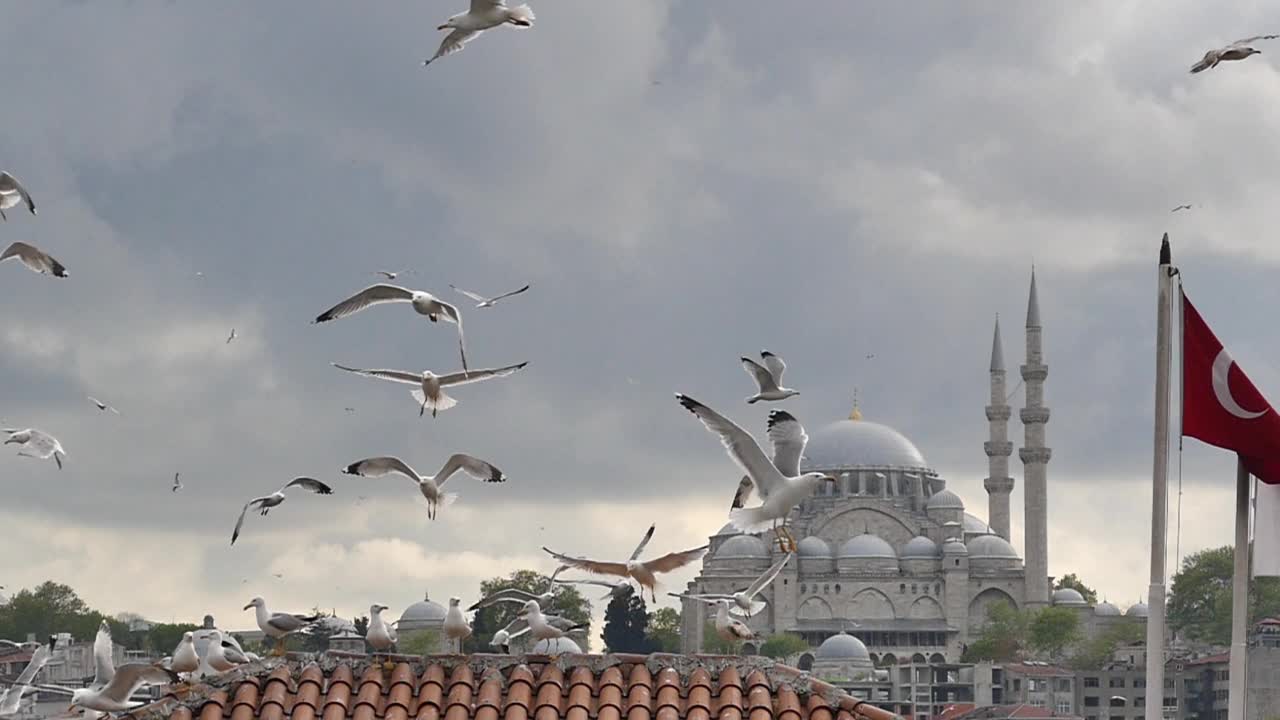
[4,428,67,469]
[314,284,470,372]
[488,623,532,654]
[69,663,179,713]
[670,552,793,618]
[343,453,506,520]
[171,473,182,493]
[244,597,323,655]
[467,566,567,611]
[741,351,799,404]
[1,242,67,278]
[1190,35,1279,73]
[1171,204,1193,212]
[0,172,36,220]
[0,644,52,717]
[676,396,834,551]
[373,269,412,280]
[551,576,636,602]
[87,397,120,415]
[425,1,535,67]
[443,598,472,653]
[450,283,530,309]
[331,361,527,417]
[230,477,334,545]
[226,329,236,344]
[517,600,589,649]
[542,524,708,602]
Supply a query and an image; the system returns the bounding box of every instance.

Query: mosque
[678,272,1146,665]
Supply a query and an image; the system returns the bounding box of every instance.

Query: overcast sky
[2,1,1279,645]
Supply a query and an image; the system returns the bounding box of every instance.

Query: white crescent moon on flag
[1212,348,1267,420]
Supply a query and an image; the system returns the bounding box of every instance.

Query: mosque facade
[679,272,1145,664]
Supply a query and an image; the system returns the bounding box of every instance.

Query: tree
[0,582,105,643]
[1054,574,1098,605]
[1068,620,1144,670]
[602,594,650,653]
[398,629,441,655]
[353,616,369,650]
[147,623,200,655]
[1028,607,1082,661]
[1168,546,1280,645]
[759,633,809,660]
[962,602,1029,662]
[645,607,681,653]
[469,569,592,652]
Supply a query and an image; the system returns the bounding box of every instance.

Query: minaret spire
[1020,269,1051,607]
[984,316,1014,541]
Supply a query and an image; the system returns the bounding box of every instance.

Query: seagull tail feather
[411,389,458,412]
[726,506,774,534]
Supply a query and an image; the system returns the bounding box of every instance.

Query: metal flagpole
[1145,235,1172,720]
[1228,457,1250,720]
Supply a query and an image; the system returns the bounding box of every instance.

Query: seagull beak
[437,23,448,30]
[243,603,254,610]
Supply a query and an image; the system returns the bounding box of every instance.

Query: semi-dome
[942,539,968,555]
[399,593,447,626]
[1126,602,1149,618]
[797,536,834,558]
[902,536,940,558]
[815,632,871,661]
[1095,601,1122,617]
[966,534,1020,559]
[802,419,930,471]
[926,489,964,510]
[715,534,770,559]
[1052,588,1088,606]
[963,514,991,534]
[839,533,897,559]
[532,637,582,654]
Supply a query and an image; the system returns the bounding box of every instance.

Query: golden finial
[849,388,862,421]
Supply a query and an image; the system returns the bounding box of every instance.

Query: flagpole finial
[1160,233,1171,266]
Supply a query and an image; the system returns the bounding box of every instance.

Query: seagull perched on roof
[168,633,199,679]
[468,566,567,611]
[1,242,67,278]
[230,477,334,545]
[425,1,536,67]
[331,361,527,418]
[450,283,530,309]
[1190,35,1279,73]
[314,284,471,372]
[0,172,36,220]
[670,552,793,618]
[542,524,708,603]
[741,351,799,404]
[517,600,589,646]
[4,428,67,470]
[244,598,323,656]
[343,453,506,520]
[443,598,472,653]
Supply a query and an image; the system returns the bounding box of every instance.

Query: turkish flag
[1182,291,1280,484]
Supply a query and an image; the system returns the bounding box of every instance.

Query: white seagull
[226,329,236,344]
[741,351,799,404]
[0,643,51,716]
[450,283,530,309]
[712,599,754,644]
[542,524,708,603]
[200,630,249,673]
[488,625,531,654]
[69,663,178,713]
[1191,35,1279,72]
[468,566,567,611]
[366,604,398,655]
[676,396,834,552]
[87,397,120,415]
[168,633,199,678]
[552,577,636,602]
[425,1,535,67]
[1,242,67,278]
[443,597,472,653]
[518,600,589,647]
[331,361,528,418]
[244,597,323,655]
[343,453,506,520]
[0,172,36,220]
[230,477,334,545]
[314,284,470,372]
[4,428,67,470]
[670,553,793,618]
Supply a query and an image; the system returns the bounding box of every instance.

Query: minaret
[984,317,1014,541]
[1019,270,1051,607]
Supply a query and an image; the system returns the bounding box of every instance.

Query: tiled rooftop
[131,653,901,720]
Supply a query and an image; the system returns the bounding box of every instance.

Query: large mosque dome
[399,593,447,631]
[802,418,931,471]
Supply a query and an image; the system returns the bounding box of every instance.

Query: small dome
[927,489,964,510]
[797,536,834,558]
[815,632,871,661]
[963,514,991,534]
[902,536,940,558]
[715,534,770,559]
[942,540,968,555]
[966,534,1019,559]
[802,419,930,470]
[399,594,447,625]
[839,533,897,559]
[1126,602,1149,618]
[532,637,582,654]
[716,523,742,537]
[1095,601,1122,617]
[1052,588,1088,606]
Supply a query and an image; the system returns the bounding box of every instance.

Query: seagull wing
[541,547,629,578]
[745,552,793,596]
[628,524,655,562]
[331,363,422,385]
[760,351,786,383]
[767,410,808,477]
[554,578,621,590]
[438,362,528,387]
[1,242,65,277]
[314,284,414,323]
[676,394,787,499]
[449,285,488,303]
[426,28,482,65]
[0,173,35,214]
[266,614,311,633]
[467,588,538,611]
[642,545,710,574]
[1231,34,1280,47]
[432,453,505,488]
[282,477,334,495]
[434,300,468,371]
[25,431,61,460]
[740,357,778,392]
[488,284,530,303]
[13,645,51,688]
[470,0,506,12]
[343,456,423,483]
[731,476,754,510]
[231,498,269,546]
[98,664,178,703]
[92,620,115,687]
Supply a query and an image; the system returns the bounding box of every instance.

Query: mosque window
[900,583,906,594]
[823,584,830,594]
[911,584,918,594]
[935,583,941,594]
[834,584,841,593]
[801,584,806,593]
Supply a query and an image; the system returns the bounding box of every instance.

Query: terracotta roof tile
[170,706,193,720]
[198,691,229,720]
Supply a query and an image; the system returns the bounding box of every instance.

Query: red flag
[1182,291,1280,484]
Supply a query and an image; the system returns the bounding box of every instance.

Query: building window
[1030,699,1045,708]
[1135,697,1145,707]
[1085,678,1100,688]
[1110,678,1125,688]
[801,584,806,593]
[1056,679,1071,692]
[1013,679,1021,692]
[1057,701,1071,714]
[835,584,841,593]
[912,584,918,594]
[900,584,906,594]
[1085,698,1100,707]
[1134,679,1146,688]
[1163,680,1173,690]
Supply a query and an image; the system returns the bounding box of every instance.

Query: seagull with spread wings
[468,566,567,611]
[1191,35,1279,73]
[552,576,636,602]
[244,597,323,655]
[314,284,470,372]
[342,453,507,519]
[450,283,530,309]
[230,477,334,545]
[1171,204,1193,212]
[87,397,120,415]
[741,351,799,404]
[676,396,834,552]
[4,429,67,470]
[69,656,178,714]
[542,524,708,602]
[425,1,535,67]
[0,172,36,220]
[670,553,793,618]
[1,242,67,278]
[0,643,52,717]
[331,361,527,417]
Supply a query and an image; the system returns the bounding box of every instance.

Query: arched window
[899,583,906,594]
